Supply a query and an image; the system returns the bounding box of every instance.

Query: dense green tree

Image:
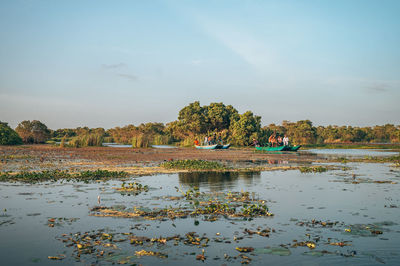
[284,120,317,144]
[53,128,76,138]
[177,101,207,135]
[229,111,261,146]
[15,120,51,143]
[204,103,239,132]
[0,121,23,145]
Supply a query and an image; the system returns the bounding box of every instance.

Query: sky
[0,0,399,129]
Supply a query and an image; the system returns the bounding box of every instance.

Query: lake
[0,153,399,265]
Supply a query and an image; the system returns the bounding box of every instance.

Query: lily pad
[254,247,291,256]
[303,250,333,257]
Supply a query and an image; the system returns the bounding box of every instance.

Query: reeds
[60,135,67,148]
[131,134,170,147]
[69,134,104,148]
[132,134,149,148]
[152,134,171,145]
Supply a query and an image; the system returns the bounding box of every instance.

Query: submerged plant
[161,160,226,170]
[114,182,149,195]
[0,169,128,183]
[299,166,328,173]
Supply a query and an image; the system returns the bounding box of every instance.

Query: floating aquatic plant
[161,160,227,170]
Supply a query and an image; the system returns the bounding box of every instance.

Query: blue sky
[0,0,399,129]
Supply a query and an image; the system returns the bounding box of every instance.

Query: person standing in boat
[268,134,277,147]
[283,135,289,146]
[252,138,260,147]
[218,133,223,145]
[204,136,208,145]
[277,135,283,146]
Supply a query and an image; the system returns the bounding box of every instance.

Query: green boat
[255,145,301,152]
[286,145,301,151]
[255,146,286,151]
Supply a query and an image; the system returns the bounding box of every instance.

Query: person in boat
[283,135,289,146]
[277,135,283,146]
[218,133,223,145]
[252,138,260,147]
[268,134,277,147]
[204,136,208,146]
[194,139,199,146]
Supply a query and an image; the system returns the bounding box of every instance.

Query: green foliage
[161,160,226,170]
[118,182,149,194]
[132,134,149,148]
[15,120,51,143]
[0,121,23,145]
[229,111,261,146]
[152,134,171,145]
[241,203,269,216]
[107,123,170,146]
[60,135,67,148]
[0,169,128,183]
[69,134,104,147]
[167,101,240,144]
[18,102,400,147]
[299,166,328,173]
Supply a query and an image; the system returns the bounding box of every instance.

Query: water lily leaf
[254,247,291,256]
[303,250,331,257]
[30,258,41,263]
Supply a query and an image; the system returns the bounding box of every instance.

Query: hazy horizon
[1,0,399,129]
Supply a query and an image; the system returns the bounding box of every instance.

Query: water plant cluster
[55,226,277,264]
[0,169,128,183]
[299,166,328,173]
[161,159,227,170]
[114,182,149,195]
[91,187,273,221]
[330,154,400,165]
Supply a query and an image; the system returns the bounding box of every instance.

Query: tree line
[1,101,399,146]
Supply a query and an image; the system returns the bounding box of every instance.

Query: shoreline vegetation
[0,143,398,183]
[1,102,399,149]
[1,101,399,182]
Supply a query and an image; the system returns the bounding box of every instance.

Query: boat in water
[255,145,301,152]
[195,143,231,150]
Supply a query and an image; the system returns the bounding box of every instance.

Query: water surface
[1,163,399,265]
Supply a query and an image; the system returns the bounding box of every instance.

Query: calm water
[305,149,399,157]
[102,143,177,148]
[1,163,400,265]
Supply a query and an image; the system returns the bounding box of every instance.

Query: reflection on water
[179,171,261,190]
[102,143,131,148]
[305,149,398,157]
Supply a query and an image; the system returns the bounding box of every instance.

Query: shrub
[15,120,51,143]
[0,121,23,145]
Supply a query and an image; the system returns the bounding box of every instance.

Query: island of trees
[1,102,399,147]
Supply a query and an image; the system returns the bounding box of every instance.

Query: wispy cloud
[102,63,127,69]
[365,83,389,93]
[194,15,277,73]
[117,73,138,81]
[191,59,203,65]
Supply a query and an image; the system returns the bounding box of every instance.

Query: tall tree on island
[15,120,51,144]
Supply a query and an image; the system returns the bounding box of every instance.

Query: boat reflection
[178,171,261,191]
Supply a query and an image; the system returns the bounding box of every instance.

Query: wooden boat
[195,143,231,150]
[285,145,301,151]
[221,144,231,149]
[255,146,286,151]
[255,145,301,152]
[195,144,221,150]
